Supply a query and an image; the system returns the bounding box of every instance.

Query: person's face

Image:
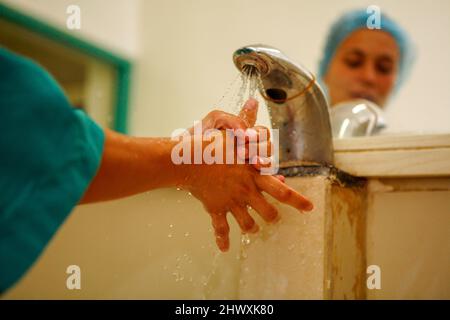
[324,29,400,107]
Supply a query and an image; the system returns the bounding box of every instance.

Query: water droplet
[184,232,190,237]
[241,234,251,245]
[187,192,192,196]
[169,224,174,228]
[168,233,173,238]
[176,187,181,191]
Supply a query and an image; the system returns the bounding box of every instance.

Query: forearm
[80,128,188,203]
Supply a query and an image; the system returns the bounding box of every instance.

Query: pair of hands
[81,98,313,252]
[182,99,313,252]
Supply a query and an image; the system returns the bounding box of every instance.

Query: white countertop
[333,133,450,178]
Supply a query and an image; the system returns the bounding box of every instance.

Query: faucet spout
[233,44,334,166]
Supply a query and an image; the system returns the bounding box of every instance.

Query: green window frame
[0,3,132,133]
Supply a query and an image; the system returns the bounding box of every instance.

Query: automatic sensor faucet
[233,44,334,166]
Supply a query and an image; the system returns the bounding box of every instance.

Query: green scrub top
[0,48,105,293]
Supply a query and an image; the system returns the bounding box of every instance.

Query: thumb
[238,98,258,127]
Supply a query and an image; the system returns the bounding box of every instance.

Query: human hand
[189,99,276,175]
[183,155,313,252]
[180,100,313,252]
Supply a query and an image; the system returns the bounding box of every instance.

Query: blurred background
[1,0,449,300]
[1,0,450,136]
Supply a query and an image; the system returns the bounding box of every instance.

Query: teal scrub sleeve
[0,48,105,293]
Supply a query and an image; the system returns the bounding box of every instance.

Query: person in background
[0,47,313,293]
[318,8,415,108]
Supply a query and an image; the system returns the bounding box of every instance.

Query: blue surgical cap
[318,8,415,92]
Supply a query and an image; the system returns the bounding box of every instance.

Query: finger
[236,128,258,146]
[238,98,258,127]
[275,175,285,183]
[251,155,273,169]
[236,126,271,146]
[230,205,259,234]
[253,126,271,143]
[257,140,273,158]
[237,142,273,163]
[255,175,314,212]
[210,213,230,252]
[247,192,280,224]
[213,112,248,131]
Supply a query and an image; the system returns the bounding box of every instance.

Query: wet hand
[183,157,313,252]
[181,99,313,252]
[189,99,273,165]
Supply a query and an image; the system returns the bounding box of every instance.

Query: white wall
[132,0,450,136]
[2,0,450,134]
[1,0,141,58]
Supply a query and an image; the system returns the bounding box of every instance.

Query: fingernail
[245,99,257,110]
[302,202,314,212]
[269,214,281,224]
[249,224,259,233]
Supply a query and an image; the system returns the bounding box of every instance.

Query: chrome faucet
[233,44,334,166]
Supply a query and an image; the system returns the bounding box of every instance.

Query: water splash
[241,234,251,245]
[215,66,267,117]
[201,251,222,299]
[234,65,266,115]
[215,73,241,108]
